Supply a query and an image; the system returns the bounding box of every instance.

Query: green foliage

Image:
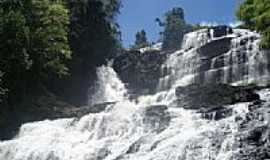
[0,71,7,103]
[132,30,149,49]
[68,0,121,68]
[0,0,121,107]
[158,7,192,50]
[48,0,122,104]
[0,0,70,105]
[27,0,71,77]
[191,24,210,31]
[237,0,270,49]
[0,6,32,97]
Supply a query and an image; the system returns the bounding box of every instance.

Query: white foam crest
[89,64,129,105]
[0,29,269,160]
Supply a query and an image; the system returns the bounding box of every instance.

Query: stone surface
[233,94,270,160]
[210,25,233,38]
[143,105,170,133]
[113,49,168,95]
[175,84,260,110]
[201,106,233,120]
[174,84,260,121]
[0,92,115,140]
[117,27,270,95]
[198,37,232,59]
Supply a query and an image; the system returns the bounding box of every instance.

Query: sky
[118,0,240,48]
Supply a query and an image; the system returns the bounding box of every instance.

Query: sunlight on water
[0,29,269,160]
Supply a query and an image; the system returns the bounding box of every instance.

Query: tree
[159,7,191,50]
[68,0,121,68]
[0,0,70,104]
[133,30,149,49]
[236,0,270,49]
[51,0,122,104]
[26,0,71,78]
[0,71,7,103]
[0,5,32,100]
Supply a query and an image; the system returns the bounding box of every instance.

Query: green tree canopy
[237,0,270,49]
[159,7,191,50]
[0,71,7,103]
[132,30,149,49]
[0,0,70,102]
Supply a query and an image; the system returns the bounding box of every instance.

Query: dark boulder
[175,84,260,120]
[198,37,232,59]
[210,25,233,38]
[201,106,233,121]
[143,105,170,133]
[246,126,266,144]
[113,50,168,95]
[235,100,270,160]
[175,84,260,110]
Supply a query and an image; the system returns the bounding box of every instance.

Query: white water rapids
[0,64,263,160]
[0,29,269,160]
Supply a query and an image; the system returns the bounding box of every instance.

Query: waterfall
[0,29,269,160]
[0,65,262,160]
[158,28,270,91]
[89,64,129,105]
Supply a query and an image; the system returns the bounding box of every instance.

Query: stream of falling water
[0,28,269,160]
[0,63,257,160]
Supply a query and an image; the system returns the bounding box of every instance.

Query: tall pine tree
[133,30,149,49]
[157,7,191,50]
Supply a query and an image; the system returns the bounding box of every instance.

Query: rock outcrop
[113,49,167,95]
[175,84,260,110]
[0,91,115,140]
[175,84,260,120]
[143,105,170,133]
[114,26,270,95]
[234,90,270,160]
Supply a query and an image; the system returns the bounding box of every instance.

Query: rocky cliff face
[1,26,270,160]
[114,26,270,95]
[113,49,168,95]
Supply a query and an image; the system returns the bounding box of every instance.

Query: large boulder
[175,84,260,120]
[233,97,270,160]
[113,50,168,95]
[175,84,260,110]
[198,37,232,59]
[210,25,233,38]
[143,105,170,133]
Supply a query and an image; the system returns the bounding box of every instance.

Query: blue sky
[118,0,240,48]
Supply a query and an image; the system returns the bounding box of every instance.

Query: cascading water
[89,63,129,105]
[0,29,269,160]
[158,28,270,91]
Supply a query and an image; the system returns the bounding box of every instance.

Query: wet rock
[175,84,260,110]
[211,25,233,38]
[143,105,170,133]
[175,84,260,120]
[201,106,233,120]
[232,93,270,160]
[76,102,116,116]
[198,37,232,59]
[126,137,145,154]
[113,49,168,95]
[246,126,266,144]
